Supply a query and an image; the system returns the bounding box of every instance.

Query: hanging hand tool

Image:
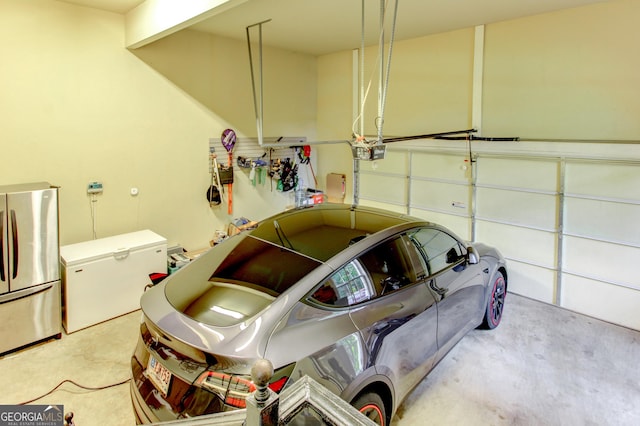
[209,147,224,206]
[222,128,236,214]
[296,145,317,187]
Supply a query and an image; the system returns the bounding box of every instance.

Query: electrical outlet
[87,181,103,194]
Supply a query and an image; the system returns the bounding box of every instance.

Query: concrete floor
[0,294,639,426]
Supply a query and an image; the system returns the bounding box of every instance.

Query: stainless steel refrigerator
[0,182,61,354]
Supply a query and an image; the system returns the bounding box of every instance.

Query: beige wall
[316,27,475,203]
[483,0,640,141]
[316,50,355,202]
[0,0,317,249]
[316,0,640,192]
[376,28,475,137]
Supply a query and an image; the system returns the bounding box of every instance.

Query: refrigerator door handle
[0,210,4,282]
[10,209,18,279]
[0,281,54,305]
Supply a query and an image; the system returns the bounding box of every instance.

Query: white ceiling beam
[125,0,248,49]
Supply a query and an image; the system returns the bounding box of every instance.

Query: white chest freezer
[61,230,167,333]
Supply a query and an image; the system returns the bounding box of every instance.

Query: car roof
[248,203,419,262]
[159,204,427,333]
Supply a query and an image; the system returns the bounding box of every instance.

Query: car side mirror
[446,247,461,264]
[467,246,479,265]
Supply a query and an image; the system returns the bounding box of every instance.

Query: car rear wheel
[480,271,506,329]
[352,392,386,426]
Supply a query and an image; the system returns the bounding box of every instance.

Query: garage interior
[1,0,640,425]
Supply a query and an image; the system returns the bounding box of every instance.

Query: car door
[347,234,438,401]
[268,270,370,397]
[409,228,485,356]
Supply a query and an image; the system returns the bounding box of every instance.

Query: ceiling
[61,0,610,55]
[59,0,144,15]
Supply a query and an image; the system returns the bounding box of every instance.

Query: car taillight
[268,376,288,393]
[196,371,255,408]
[195,371,290,409]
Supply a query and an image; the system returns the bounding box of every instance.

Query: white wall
[0,0,317,249]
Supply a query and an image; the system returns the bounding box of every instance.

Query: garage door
[561,160,640,329]
[474,156,560,305]
[359,150,472,240]
[358,149,640,330]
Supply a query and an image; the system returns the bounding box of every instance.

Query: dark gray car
[130,204,507,425]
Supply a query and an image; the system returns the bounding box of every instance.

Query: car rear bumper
[130,341,237,423]
[130,375,159,424]
[131,355,179,424]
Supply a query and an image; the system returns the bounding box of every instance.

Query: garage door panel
[563,236,638,288]
[409,208,471,240]
[506,260,556,304]
[360,150,407,174]
[476,187,557,230]
[411,180,470,215]
[476,157,558,192]
[411,152,468,181]
[359,199,407,214]
[359,174,406,205]
[564,197,640,245]
[475,221,556,268]
[565,162,640,200]
[561,274,640,330]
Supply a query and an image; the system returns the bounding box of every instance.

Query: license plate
[147,355,172,396]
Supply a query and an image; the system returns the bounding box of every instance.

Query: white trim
[472,25,485,134]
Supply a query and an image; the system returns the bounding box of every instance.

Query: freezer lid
[60,230,167,267]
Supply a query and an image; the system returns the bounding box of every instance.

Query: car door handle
[483,268,489,274]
